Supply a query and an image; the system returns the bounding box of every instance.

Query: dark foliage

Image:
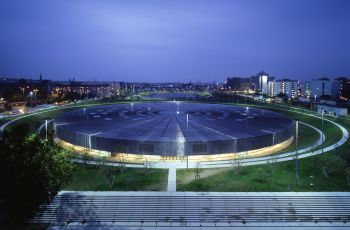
[0,131,74,222]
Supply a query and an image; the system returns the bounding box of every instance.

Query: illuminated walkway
[167,168,176,192]
[70,120,327,169]
[30,191,350,229]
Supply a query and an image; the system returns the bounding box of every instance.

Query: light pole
[295,119,299,184]
[186,113,189,169]
[45,119,48,141]
[321,108,324,155]
[33,89,38,106]
[29,91,33,107]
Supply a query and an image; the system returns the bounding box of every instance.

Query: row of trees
[80,151,157,189]
[190,149,349,191]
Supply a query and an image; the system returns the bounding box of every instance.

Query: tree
[231,152,246,175]
[81,151,93,168]
[115,153,126,174]
[143,159,155,175]
[96,157,122,188]
[0,134,74,221]
[193,162,202,190]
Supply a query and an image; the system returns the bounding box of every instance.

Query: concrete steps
[27,192,350,228]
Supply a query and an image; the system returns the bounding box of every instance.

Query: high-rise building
[299,81,311,98]
[310,77,332,98]
[332,77,350,100]
[250,71,274,94]
[268,79,298,98]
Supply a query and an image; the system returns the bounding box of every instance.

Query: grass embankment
[177,155,349,192]
[277,110,342,153]
[176,107,348,192]
[4,101,126,133]
[233,103,343,153]
[65,163,168,191]
[5,108,76,133]
[4,101,347,192]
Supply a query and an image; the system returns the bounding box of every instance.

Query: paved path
[167,167,177,191]
[6,102,350,169]
[70,120,326,169]
[26,191,350,229]
[68,104,349,169]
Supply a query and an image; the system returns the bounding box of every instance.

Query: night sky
[1,0,349,82]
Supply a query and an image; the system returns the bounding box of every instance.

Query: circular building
[54,102,294,157]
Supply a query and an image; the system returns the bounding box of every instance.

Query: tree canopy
[0,130,74,222]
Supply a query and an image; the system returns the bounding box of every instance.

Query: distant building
[332,77,350,100]
[226,77,250,91]
[298,97,311,103]
[299,81,311,98]
[311,77,332,98]
[268,79,298,98]
[317,104,348,117]
[250,71,274,94]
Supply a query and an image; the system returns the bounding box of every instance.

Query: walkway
[167,167,177,191]
[28,191,350,229]
[5,101,350,169]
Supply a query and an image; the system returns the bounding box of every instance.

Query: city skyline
[1,0,350,82]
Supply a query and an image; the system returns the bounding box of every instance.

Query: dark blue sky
[1,0,349,82]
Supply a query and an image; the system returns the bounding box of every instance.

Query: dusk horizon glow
[1,0,350,82]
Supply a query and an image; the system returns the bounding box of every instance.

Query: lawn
[176,104,348,192]
[277,122,319,154]
[278,110,343,150]
[5,108,76,133]
[65,163,168,191]
[231,102,343,154]
[177,155,350,192]
[4,101,125,133]
[5,101,348,193]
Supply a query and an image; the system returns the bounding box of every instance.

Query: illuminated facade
[268,79,298,98]
[311,77,332,98]
[54,102,294,157]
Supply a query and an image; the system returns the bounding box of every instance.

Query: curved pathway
[4,102,349,170]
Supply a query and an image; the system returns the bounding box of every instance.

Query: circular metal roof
[55,102,294,156]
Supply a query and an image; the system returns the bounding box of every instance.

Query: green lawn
[5,102,125,133]
[231,103,343,154]
[5,101,348,192]
[177,155,349,192]
[277,122,319,154]
[65,163,168,191]
[176,104,348,192]
[278,110,343,151]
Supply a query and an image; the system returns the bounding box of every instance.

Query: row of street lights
[175,102,325,180]
[295,108,325,184]
[28,89,39,107]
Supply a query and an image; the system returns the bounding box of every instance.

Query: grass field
[5,108,77,134]
[65,163,168,191]
[279,110,343,150]
[232,102,343,153]
[175,103,348,192]
[177,155,349,192]
[4,101,347,192]
[4,101,127,133]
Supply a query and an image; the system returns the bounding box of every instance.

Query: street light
[33,89,38,106]
[45,119,48,141]
[321,108,324,155]
[29,91,33,107]
[295,119,300,184]
[186,113,189,169]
